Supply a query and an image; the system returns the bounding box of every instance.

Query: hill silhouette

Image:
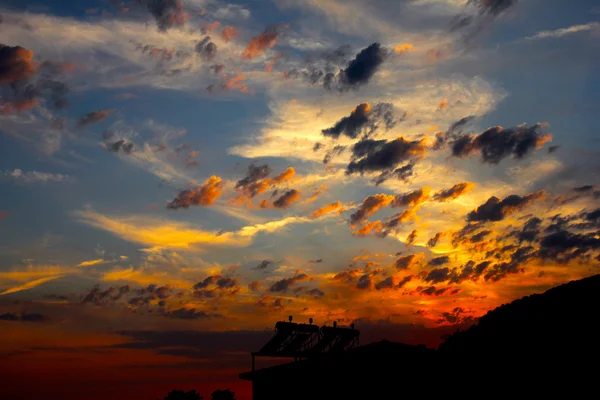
[439,274,600,356]
[241,274,600,399]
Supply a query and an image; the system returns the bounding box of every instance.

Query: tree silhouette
[211,389,236,400]
[164,389,203,400]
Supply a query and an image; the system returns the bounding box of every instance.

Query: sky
[1,0,599,398]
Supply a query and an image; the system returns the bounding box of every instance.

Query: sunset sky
[1,0,599,398]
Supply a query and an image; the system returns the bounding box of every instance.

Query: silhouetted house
[240,317,436,399]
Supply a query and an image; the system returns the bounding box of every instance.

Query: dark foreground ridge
[240,274,600,399]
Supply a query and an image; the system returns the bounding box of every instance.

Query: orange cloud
[223,74,249,93]
[353,220,384,236]
[0,44,37,84]
[265,52,281,73]
[242,29,278,59]
[439,99,448,109]
[433,182,476,202]
[204,21,221,33]
[302,185,327,205]
[221,26,238,41]
[312,201,344,218]
[261,189,302,209]
[166,176,223,209]
[0,99,37,114]
[395,43,413,54]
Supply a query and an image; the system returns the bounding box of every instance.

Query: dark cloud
[391,188,431,208]
[166,308,215,320]
[434,115,476,150]
[346,137,426,184]
[433,182,475,202]
[427,232,447,248]
[140,0,188,32]
[428,256,450,267]
[306,288,325,298]
[467,191,546,222]
[451,123,552,164]
[77,109,115,127]
[106,139,135,154]
[322,145,346,164]
[372,161,416,186]
[195,36,217,61]
[167,176,223,209]
[235,163,272,194]
[336,43,388,91]
[469,0,518,17]
[0,312,47,322]
[285,43,388,92]
[539,230,600,263]
[253,260,273,270]
[393,254,419,270]
[470,230,491,243]
[321,102,397,140]
[322,103,371,139]
[548,145,560,154]
[350,194,394,225]
[406,229,418,246]
[269,273,309,292]
[272,189,301,209]
[309,258,323,264]
[0,44,36,84]
[192,275,240,298]
[375,277,394,290]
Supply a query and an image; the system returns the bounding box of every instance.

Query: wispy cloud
[71,208,313,252]
[2,169,73,183]
[525,22,600,40]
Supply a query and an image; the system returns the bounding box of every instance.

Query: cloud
[2,169,72,183]
[391,188,431,208]
[0,312,48,322]
[467,190,546,222]
[312,201,344,218]
[0,275,64,296]
[221,26,238,41]
[322,103,371,139]
[77,109,115,127]
[346,137,427,184]
[428,255,450,267]
[72,208,311,251]
[269,273,309,292]
[242,24,282,59]
[525,22,600,40]
[166,308,215,320]
[350,194,395,225]
[0,44,36,84]
[469,0,517,17]
[332,43,389,91]
[253,260,273,270]
[233,165,296,204]
[450,123,552,164]
[393,254,422,270]
[433,182,476,202]
[166,176,223,209]
[394,43,414,55]
[195,36,217,61]
[270,189,301,209]
[106,139,135,154]
[141,0,189,31]
[406,229,418,246]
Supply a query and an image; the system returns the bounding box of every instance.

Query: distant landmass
[241,274,600,399]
